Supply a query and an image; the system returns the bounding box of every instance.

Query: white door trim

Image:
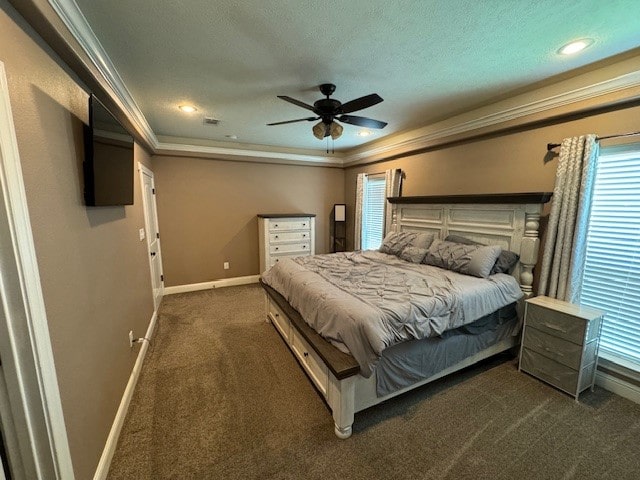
[0,61,74,479]
[138,162,164,309]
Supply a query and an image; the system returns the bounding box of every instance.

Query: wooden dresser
[519,296,604,400]
[258,214,315,273]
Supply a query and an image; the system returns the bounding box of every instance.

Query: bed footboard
[261,280,360,438]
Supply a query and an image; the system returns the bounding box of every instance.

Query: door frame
[0,63,74,479]
[138,162,164,310]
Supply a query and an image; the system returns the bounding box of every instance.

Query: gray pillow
[445,234,519,274]
[399,246,428,263]
[379,231,434,256]
[423,239,502,278]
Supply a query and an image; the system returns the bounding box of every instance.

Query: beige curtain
[354,173,365,250]
[538,135,599,302]
[384,168,403,234]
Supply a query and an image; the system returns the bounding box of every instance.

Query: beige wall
[344,104,640,250]
[1,4,154,479]
[152,155,344,286]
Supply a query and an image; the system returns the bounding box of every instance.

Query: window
[580,146,640,371]
[361,174,386,250]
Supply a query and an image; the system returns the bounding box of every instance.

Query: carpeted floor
[107,284,640,479]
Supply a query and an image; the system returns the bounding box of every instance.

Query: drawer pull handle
[543,323,567,333]
[303,352,309,358]
[275,224,279,227]
[302,234,306,237]
[275,247,279,251]
[275,235,279,239]
[303,223,306,227]
[303,245,306,249]
[275,313,279,317]
[275,259,279,262]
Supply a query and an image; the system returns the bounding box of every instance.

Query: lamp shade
[312,121,327,140]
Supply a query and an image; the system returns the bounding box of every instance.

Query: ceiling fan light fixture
[312,121,327,140]
[330,122,343,140]
[357,130,372,137]
[178,105,197,113]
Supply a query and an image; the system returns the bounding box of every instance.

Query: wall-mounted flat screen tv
[83,94,134,206]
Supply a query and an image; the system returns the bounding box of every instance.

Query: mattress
[261,251,523,377]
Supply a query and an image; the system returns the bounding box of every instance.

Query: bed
[260,192,552,438]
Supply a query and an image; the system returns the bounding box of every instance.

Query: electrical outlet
[139,228,145,241]
[129,330,134,348]
[223,262,230,270]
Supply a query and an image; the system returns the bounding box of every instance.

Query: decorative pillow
[379,231,434,256]
[399,246,428,263]
[445,234,520,274]
[423,239,502,278]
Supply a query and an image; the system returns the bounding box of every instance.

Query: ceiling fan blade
[277,95,316,112]
[340,94,383,114]
[338,115,387,129]
[267,116,318,126]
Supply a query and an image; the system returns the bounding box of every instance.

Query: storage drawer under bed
[268,298,290,341]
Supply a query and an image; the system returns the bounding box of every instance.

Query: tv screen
[83,95,134,206]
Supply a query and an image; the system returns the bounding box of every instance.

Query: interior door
[139,164,164,310]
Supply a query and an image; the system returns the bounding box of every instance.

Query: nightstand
[519,296,604,400]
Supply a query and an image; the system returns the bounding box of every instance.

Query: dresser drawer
[290,329,328,397]
[268,299,290,342]
[269,231,311,243]
[523,326,585,370]
[521,348,579,394]
[270,242,310,254]
[269,219,311,231]
[269,252,311,267]
[526,303,586,344]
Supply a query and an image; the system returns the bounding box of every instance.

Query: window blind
[361,175,386,250]
[581,148,640,370]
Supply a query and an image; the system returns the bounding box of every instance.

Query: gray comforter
[261,251,523,377]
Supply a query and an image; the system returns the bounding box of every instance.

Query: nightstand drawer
[526,303,586,344]
[521,348,595,395]
[521,348,579,394]
[523,326,584,369]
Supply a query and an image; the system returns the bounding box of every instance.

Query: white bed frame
[263,193,551,439]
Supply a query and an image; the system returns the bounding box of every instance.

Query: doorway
[138,163,164,310]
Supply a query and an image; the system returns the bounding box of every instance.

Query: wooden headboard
[387,193,552,297]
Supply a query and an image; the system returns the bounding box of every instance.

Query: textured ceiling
[73,0,640,152]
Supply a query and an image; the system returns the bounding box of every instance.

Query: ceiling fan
[267,83,387,140]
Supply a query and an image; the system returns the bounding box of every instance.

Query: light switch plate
[139,228,145,241]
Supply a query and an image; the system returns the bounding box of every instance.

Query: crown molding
[47,0,158,149]
[344,68,640,166]
[46,0,640,168]
[154,141,344,167]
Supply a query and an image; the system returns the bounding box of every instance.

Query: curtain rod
[546,131,640,151]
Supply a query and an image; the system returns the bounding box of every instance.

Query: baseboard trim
[93,309,158,480]
[596,371,640,405]
[163,274,260,295]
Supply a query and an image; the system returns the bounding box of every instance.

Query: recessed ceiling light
[357,130,372,137]
[178,105,197,113]
[558,38,594,55]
